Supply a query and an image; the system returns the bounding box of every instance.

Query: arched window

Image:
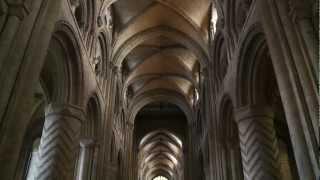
[153,176,168,180]
[25,138,41,180]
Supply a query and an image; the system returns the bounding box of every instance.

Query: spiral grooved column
[235,106,281,180]
[36,104,85,180]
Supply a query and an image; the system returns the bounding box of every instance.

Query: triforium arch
[211,31,229,86]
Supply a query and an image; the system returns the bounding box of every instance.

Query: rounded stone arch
[211,31,229,85]
[217,94,236,141]
[127,90,194,126]
[112,26,209,70]
[40,21,84,105]
[235,24,268,107]
[82,93,103,138]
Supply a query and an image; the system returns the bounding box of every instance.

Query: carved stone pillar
[258,0,318,177]
[235,106,281,180]
[36,103,85,180]
[77,138,97,180]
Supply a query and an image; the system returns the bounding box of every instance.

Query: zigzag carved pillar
[235,106,281,180]
[36,103,85,180]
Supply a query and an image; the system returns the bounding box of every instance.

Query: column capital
[45,103,86,123]
[80,138,96,148]
[234,105,274,124]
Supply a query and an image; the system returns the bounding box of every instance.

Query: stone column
[235,106,281,180]
[36,103,85,180]
[258,1,318,177]
[0,1,64,178]
[124,122,134,180]
[77,138,97,180]
[225,141,243,180]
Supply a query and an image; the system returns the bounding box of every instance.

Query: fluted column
[77,138,97,180]
[235,106,281,180]
[36,103,85,180]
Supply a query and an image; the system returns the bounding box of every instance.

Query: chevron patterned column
[35,103,85,180]
[235,106,281,180]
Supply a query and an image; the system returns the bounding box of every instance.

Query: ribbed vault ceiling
[110,0,211,178]
[138,130,183,180]
[111,0,210,110]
